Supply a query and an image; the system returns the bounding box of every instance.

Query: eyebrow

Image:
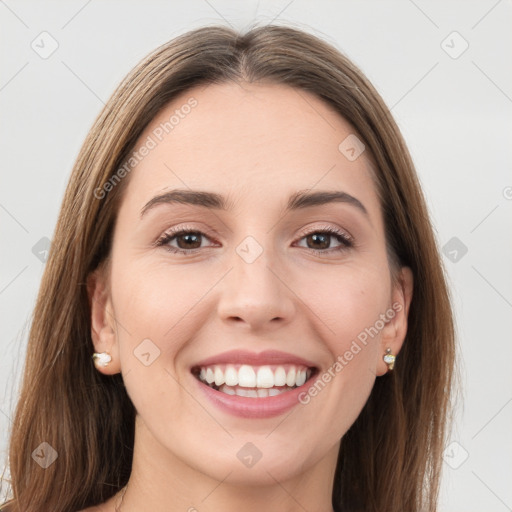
[140,188,368,218]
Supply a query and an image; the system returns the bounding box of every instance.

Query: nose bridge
[216,235,295,330]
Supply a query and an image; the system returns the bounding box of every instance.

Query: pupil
[309,233,329,249]
[178,233,201,249]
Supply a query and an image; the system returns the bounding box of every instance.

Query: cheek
[107,262,206,409]
[298,263,389,428]
[110,259,212,345]
[108,257,240,421]
[305,262,390,348]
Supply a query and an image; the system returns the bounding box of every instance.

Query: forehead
[120,81,378,216]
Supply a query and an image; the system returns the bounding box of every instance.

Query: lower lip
[193,374,314,419]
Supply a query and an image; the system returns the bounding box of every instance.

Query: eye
[294,226,354,254]
[154,224,354,256]
[154,226,217,254]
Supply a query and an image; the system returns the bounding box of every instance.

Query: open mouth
[191,364,318,398]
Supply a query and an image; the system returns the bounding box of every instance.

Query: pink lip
[193,373,315,419]
[191,349,318,369]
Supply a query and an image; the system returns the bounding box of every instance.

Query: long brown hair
[2,23,456,512]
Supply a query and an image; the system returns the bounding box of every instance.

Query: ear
[86,265,121,375]
[376,266,414,376]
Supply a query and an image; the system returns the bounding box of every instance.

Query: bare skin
[83,81,413,512]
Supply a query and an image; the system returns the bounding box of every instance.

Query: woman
[1,23,455,512]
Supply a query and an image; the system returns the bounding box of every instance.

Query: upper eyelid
[159,223,350,236]
[295,223,353,240]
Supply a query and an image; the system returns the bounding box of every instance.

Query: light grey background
[1,1,511,509]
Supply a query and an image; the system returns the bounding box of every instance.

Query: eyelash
[154,224,354,256]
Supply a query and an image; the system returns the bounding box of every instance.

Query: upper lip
[191,349,318,369]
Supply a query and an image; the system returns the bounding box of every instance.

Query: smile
[190,349,319,418]
[192,364,316,398]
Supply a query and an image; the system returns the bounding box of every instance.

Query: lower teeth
[209,382,296,397]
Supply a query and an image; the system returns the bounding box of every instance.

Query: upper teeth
[198,364,310,388]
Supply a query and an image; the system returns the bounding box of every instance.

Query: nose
[216,248,296,332]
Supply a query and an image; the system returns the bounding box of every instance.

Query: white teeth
[225,365,238,386]
[256,366,274,388]
[214,366,224,386]
[296,369,306,387]
[197,363,314,390]
[238,365,257,387]
[274,366,287,386]
[217,384,295,397]
[286,367,296,387]
[235,387,249,397]
[222,385,236,395]
[205,367,215,384]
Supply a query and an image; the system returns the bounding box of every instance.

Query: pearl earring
[92,351,112,368]
[383,348,396,371]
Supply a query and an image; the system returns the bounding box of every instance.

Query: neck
[115,415,338,512]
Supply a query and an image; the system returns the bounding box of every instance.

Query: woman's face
[90,81,412,486]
